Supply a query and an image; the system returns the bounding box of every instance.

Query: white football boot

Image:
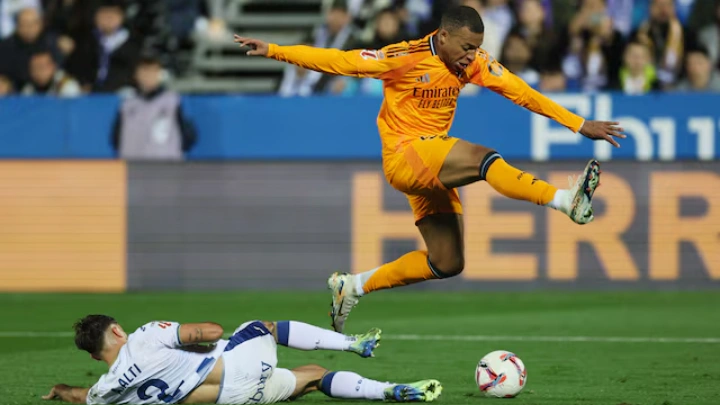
[327,272,360,333]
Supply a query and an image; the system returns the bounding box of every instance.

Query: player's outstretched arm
[178,322,224,345]
[42,384,89,403]
[471,53,626,147]
[234,35,396,78]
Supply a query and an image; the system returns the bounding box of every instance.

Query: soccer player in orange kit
[235,6,625,333]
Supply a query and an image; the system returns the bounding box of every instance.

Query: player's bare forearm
[42,384,88,403]
[178,322,224,345]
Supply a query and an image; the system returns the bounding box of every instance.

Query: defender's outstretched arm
[42,384,89,403]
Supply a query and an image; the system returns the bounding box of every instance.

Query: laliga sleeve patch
[487,56,504,77]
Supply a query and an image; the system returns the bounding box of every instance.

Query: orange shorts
[383,135,462,223]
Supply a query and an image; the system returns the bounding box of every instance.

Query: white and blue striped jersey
[86,321,228,405]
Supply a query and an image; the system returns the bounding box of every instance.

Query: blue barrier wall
[1,93,718,160]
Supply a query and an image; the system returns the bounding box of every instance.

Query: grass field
[1,291,719,405]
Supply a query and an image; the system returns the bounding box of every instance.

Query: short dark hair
[30,49,55,59]
[137,54,162,69]
[688,46,710,59]
[330,0,348,12]
[73,315,117,356]
[440,6,484,34]
[97,0,126,13]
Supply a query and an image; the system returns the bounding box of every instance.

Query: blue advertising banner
[0,93,718,160]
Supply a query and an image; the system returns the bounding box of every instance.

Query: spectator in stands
[539,70,568,92]
[165,0,202,47]
[328,7,406,97]
[111,56,197,160]
[675,47,720,91]
[0,7,63,89]
[563,0,625,92]
[364,7,408,49]
[278,36,317,97]
[21,50,81,97]
[500,32,540,88]
[199,0,230,42]
[615,40,659,94]
[392,0,432,37]
[313,2,354,51]
[543,0,635,35]
[43,0,94,38]
[698,1,720,70]
[65,0,140,93]
[632,0,697,29]
[509,0,561,72]
[460,0,502,59]
[281,2,354,96]
[633,0,699,89]
[483,0,513,47]
[687,0,716,33]
[0,0,40,38]
[0,75,14,96]
[417,0,451,36]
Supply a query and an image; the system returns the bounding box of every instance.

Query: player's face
[438,26,484,73]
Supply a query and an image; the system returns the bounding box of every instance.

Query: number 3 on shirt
[137,379,184,403]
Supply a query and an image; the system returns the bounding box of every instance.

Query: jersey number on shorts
[137,379,184,403]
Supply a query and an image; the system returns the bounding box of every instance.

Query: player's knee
[297,364,327,374]
[429,255,465,278]
[290,364,328,399]
[293,364,328,385]
[470,144,494,165]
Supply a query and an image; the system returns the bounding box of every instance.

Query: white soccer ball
[475,350,527,398]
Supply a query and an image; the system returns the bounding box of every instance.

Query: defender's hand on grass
[579,120,626,148]
[234,35,269,56]
[42,384,66,400]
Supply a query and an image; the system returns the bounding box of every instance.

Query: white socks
[319,371,394,400]
[354,267,379,296]
[276,321,355,351]
[546,189,570,212]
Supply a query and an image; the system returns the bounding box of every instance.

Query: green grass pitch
[1,291,719,405]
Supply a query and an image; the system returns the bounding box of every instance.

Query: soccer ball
[475,350,527,398]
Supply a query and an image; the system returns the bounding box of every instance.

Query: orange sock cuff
[479,151,503,180]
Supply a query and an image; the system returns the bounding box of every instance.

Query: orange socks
[481,154,556,206]
[362,250,441,294]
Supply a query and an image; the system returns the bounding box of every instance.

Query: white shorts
[216,321,297,405]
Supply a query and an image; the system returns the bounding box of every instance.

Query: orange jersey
[267,33,584,154]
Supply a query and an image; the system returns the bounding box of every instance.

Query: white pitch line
[0,332,73,338]
[1,331,719,344]
[387,334,720,344]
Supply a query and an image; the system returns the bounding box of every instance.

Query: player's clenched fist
[234,35,269,56]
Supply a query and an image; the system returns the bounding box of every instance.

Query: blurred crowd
[0,0,226,98]
[3,0,720,99]
[281,0,720,96]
